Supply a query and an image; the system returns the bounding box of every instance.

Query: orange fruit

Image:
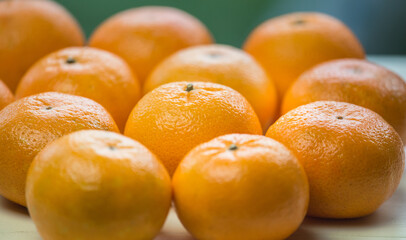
[26,130,171,240]
[173,134,309,240]
[244,12,365,98]
[266,101,405,218]
[0,92,118,206]
[282,59,406,143]
[0,80,14,110]
[16,47,141,131]
[0,0,84,92]
[144,44,278,129]
[89,6,213,85]
[124,82,262,175]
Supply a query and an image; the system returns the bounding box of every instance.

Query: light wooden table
[0,56,405,240]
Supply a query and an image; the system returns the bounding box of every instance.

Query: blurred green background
[55,0,406,54]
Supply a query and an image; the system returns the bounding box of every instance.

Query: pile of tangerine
[0,1,405,240]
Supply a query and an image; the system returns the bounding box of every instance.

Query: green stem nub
[228,144,238,151]
[186,83,194,92]
[352,68,362,74]
[293,19,305,25]
[66,57,76,64]
[208,52,221,58]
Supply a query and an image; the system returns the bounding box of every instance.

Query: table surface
[0,55,405,240]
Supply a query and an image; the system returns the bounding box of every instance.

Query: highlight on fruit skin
[26,130,172,240]
[0,92,119,206]
[143,44,278,130]
[282,58,406,143]
[173,133,309,240]
[244,12,365,99]
[89,6,213,84]
[0,0,85,92]
[124,81,263,176]
[15,46,142,132]
[267,101,405,219]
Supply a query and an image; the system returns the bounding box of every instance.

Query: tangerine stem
[186,83,194,92]
[66,57,76,64]
[228,144,238,151]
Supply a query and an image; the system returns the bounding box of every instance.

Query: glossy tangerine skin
[89,6,213,84]
[16,47,141,131]
[173,134,309,240]
[0,0,84,92]
[144,44,278,130]
[0,80,14,110]
[282,59,406,143]
[244,12,365,99]
[0,92,118,206]
[124,82,262,176]
[26,130,171,240]
[267,101,405,218]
